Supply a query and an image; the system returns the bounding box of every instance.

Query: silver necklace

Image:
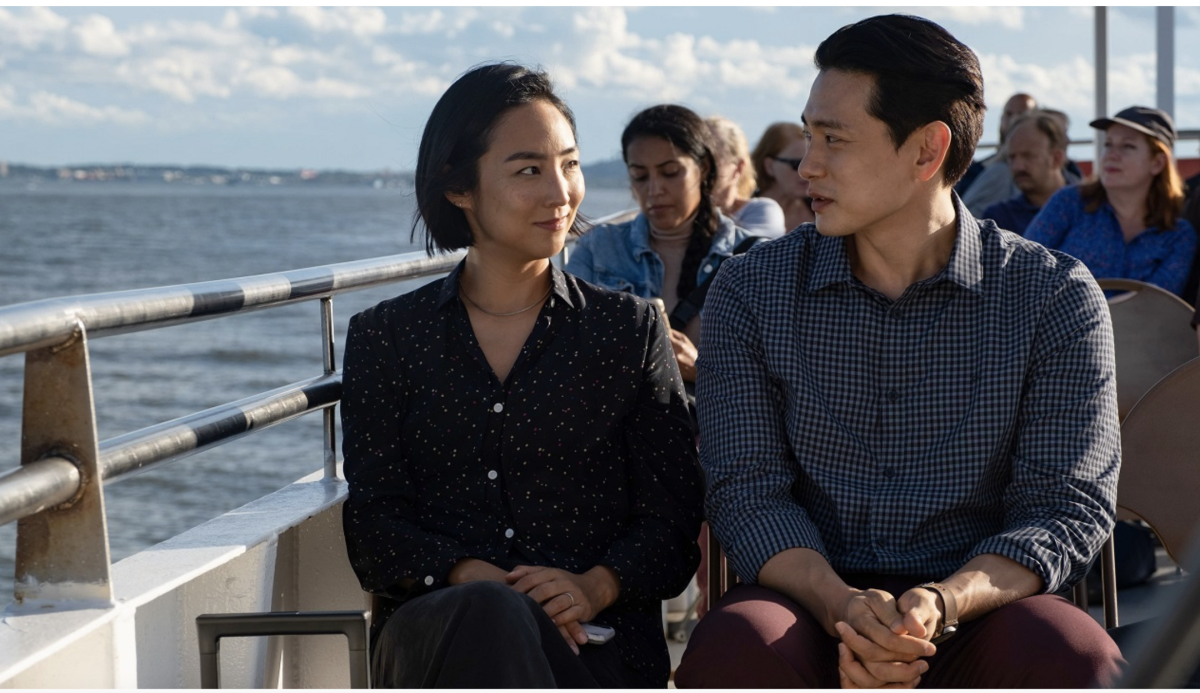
[460,283,552,317]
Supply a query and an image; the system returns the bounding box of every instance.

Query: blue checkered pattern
[697,196,1120,594]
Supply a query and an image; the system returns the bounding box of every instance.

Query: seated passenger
[1025,106,1197,297]
[1041,107,1086,182]
[675,15,1123,688]
[566,104,756,387]
[981,112,1070,235]
[705,115,786,238]
[340,63,703,688]
[960,92,1037,214]
[750,121,816,231]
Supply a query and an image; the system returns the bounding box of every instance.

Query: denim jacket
[566,212,756,299]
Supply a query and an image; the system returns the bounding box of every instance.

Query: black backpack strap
[668,235,766,331]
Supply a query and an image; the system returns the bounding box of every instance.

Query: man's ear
[1051,149,1067,169]
[914,121,952,184]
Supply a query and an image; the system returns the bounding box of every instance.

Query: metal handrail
[0,250,464,359]
[0,250,463,537]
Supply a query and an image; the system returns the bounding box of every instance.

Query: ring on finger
[564,592,575,607]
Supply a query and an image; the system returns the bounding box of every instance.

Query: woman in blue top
[1025,106,1196,297]
[566,104,754,385]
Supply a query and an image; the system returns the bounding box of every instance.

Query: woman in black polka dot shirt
[340,63,703,688]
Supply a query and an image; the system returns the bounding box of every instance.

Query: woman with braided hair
[567,104,756,386]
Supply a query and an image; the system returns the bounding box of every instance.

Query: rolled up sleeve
[966,262,1120,593]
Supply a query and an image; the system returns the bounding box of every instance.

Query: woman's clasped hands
[507,565,621,654]
[447,558,620,655]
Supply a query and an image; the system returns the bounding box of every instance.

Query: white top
[732,197,787,238]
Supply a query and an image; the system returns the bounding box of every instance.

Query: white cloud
[72,14,129,57]
[548,9,817,104]
[233,65,370,100]
[978,52,1095,112]
[0,6,69,51]
[286,6,386,38]
[918,7,1024,30]
[116,53,232,103]
[490,20,515,39]
[1178,66,1200,97]
[394,8,480,37]
[0,87,148,125]
[1107,53,1157,107]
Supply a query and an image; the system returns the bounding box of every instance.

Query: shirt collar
[806,225,852,293]
[709,213,742,255]
[631,214,657,258]
[804,191,984,295]
[631,212,742,257]
[437,258,576,310]
[944,191,984,294]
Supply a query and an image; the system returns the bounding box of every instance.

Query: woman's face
[625,135,707,232]
[1099,123,1165,193]
[451,100,584,263]
[764,137,810,198]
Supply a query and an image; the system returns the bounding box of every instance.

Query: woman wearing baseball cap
[1025,105,1196,298]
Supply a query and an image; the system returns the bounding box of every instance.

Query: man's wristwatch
[918,582,959,644]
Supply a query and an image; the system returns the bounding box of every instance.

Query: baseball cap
[1089,106,1176,148]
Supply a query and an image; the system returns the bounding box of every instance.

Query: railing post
[15,321,113,605]
[320,297,338,481]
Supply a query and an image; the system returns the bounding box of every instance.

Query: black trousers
[372,581,652,688]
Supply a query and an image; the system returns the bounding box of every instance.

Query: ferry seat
[1096,278,1198,421]
[704,522,739,610]
[1099,356,1200,628]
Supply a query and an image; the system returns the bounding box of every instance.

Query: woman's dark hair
[620,104,719,299]
[813,14,985,186]
[413,62,584,255]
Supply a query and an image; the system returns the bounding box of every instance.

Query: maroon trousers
[675,576,1125,688]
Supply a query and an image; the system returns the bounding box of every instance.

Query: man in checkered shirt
[675,14,1124,689]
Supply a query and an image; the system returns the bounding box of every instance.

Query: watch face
[931,624,957,644]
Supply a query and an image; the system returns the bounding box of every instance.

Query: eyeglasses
[771,155,804,170]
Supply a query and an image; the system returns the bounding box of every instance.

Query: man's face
[999,94,1036,141]
[1006,122,1062,198]
[800,69,927,238]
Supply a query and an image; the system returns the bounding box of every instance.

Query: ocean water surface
[0,181,636,593]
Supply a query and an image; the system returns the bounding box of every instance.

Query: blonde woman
[706,116,785,238]
[750,121,815,232]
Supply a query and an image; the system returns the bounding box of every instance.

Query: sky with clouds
[3,5,1200,172]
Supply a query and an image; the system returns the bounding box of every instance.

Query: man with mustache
[981,112,1070,236]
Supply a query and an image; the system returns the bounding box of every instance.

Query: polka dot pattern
[341,261,704,686]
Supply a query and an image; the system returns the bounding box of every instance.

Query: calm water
[0,181,635,590]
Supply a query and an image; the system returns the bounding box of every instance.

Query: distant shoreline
[0,159,631,188]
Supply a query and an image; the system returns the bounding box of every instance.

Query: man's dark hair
[813,14,985,186]
[620,104,719,299]
[412,62,584,255]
